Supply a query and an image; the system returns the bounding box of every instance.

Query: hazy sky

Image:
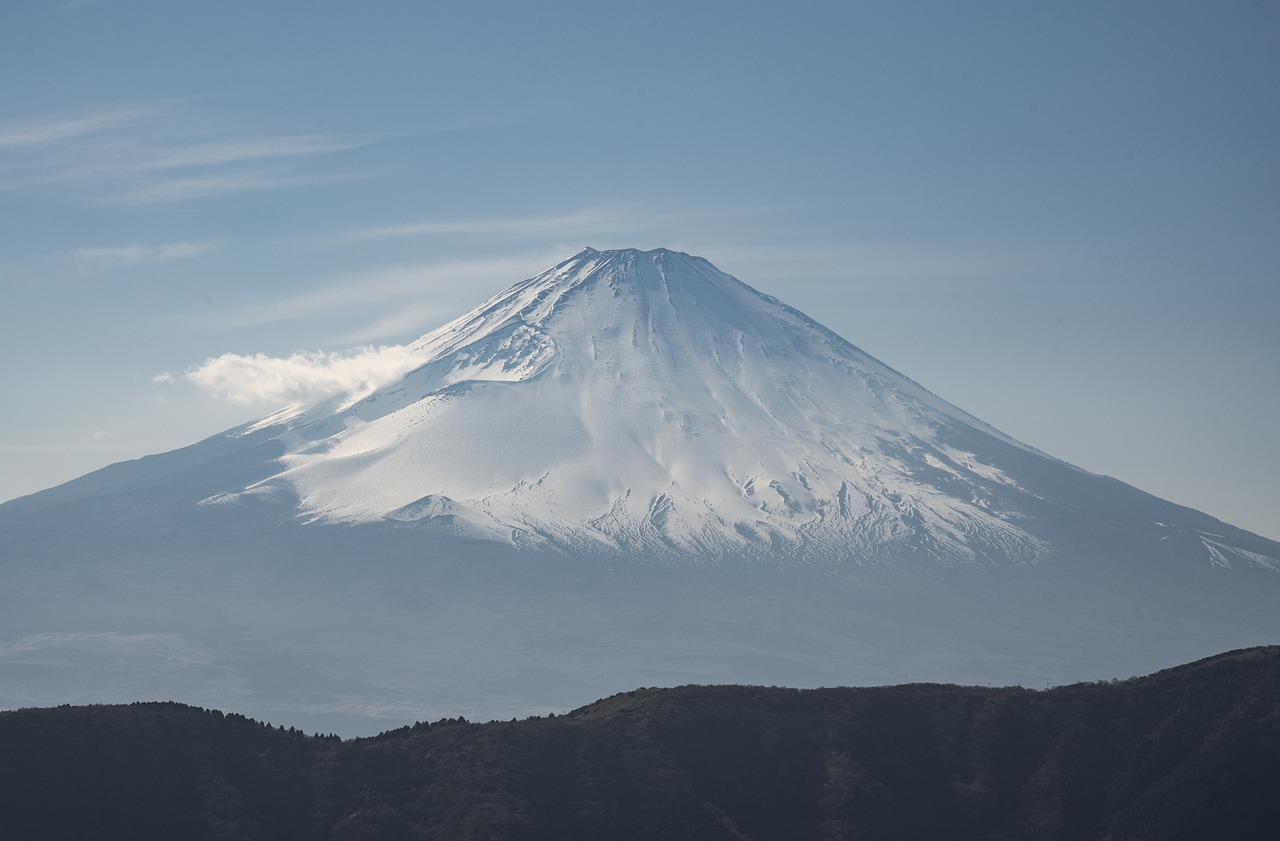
[1,1,1276,540]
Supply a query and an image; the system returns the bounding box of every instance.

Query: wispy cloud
[0,108,141,149]
[139,135,369,170]
[0,102,373,204]
[347,208,632,241]
[343,204,772,243]
[109,171,362,205]
[72,239,221,268]
[201,205,775,343]
[212,248,566,343]
[691,238,1033,284]
[181,345,422,406]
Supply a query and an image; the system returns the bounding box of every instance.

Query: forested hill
[2,647,1278,840]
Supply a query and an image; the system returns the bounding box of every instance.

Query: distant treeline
[2,646,1278,840]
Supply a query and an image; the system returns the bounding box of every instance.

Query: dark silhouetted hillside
[2,646,1278,840]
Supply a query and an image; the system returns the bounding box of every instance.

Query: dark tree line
[1,647,1278,840]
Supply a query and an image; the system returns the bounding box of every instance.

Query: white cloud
[183,345,422,406]
[212,248,566,340]
[139,135,367,170]
[690,238,1032,284]
[0,108,140,149]
[108,171,360,204]
[0,103,374,205]
[72,239,220,268]
[347,207,638,241]
[343,204,772,243]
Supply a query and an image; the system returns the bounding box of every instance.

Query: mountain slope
[137,247,1278,568]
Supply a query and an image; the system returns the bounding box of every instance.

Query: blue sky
[1,0,1277,540]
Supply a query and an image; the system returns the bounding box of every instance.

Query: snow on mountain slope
[193,247,1274,569]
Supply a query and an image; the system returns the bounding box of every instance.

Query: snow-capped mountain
[203,247,1273,570]
[1,247,1277,734]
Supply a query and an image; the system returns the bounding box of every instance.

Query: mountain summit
[3,247,1278,733]
[203,247,1272,569]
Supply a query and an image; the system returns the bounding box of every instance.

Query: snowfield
[195,247,1273,572]
[212,248,1078,564]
